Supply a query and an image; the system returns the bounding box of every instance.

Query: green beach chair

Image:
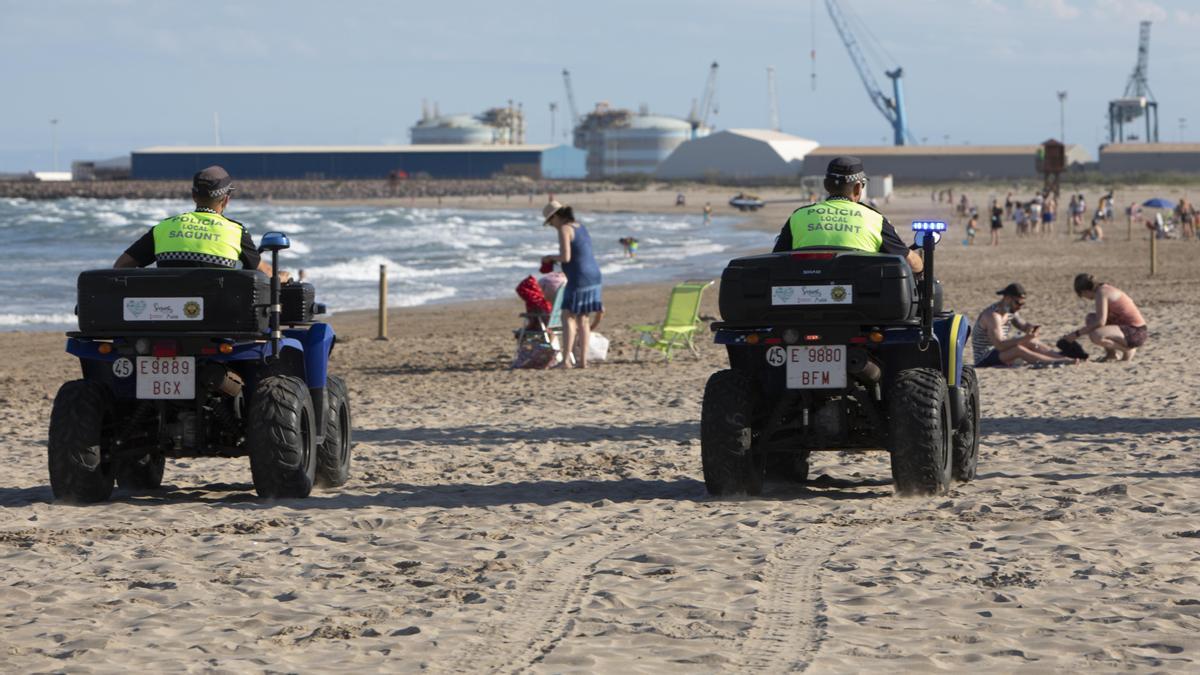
[632,279,714,361]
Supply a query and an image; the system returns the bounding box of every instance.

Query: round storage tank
[410,115,496,145]
[589,115,700,176]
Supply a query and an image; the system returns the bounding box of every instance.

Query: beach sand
[3,185,1200,672]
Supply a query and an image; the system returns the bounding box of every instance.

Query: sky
[3,0,1199,172]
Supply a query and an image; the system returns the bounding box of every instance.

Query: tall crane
[688,61,719,136]
[1108,21,1158,142]
[824,0,913,145]
[561,69,580,127]
[767,66,781,131]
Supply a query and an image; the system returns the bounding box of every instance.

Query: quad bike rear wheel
[315,375,352,488]
[701,369,765,496]
[48,380,115,504]
[887,368,953,496]
[952,365,980,482]
[248,375,317,499]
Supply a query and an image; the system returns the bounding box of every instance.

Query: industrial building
[410,103,526,145]
[801,145,1093,182]
[1098,143,1200,174]
[572,104,700,178]
[655,129,820,180]
[130,145,550,180]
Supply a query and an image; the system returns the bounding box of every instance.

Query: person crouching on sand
[1061,273,1147,362]
[971,283,1076,367]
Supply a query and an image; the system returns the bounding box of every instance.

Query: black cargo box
[718,251,917,325]
[76,268,270,335]
[280,281,317,325]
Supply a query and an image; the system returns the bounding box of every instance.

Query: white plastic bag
[587,332,610,361]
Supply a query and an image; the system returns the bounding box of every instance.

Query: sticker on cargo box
[771,285,853,306]
[123,297,204,321]
[112,357,133,378]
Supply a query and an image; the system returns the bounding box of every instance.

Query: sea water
[0,197,766,330]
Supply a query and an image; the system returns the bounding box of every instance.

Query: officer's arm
[878,219,924,274]
[772,221,792,252]
[115,228,155,268]
[905,249,924,274]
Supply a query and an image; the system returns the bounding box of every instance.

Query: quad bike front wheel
[952,365,980,482]
[887,368,953,496]
[48,379,115,504]
[315,375,352,488]
[248,375,317,499]
[701,369,765,496]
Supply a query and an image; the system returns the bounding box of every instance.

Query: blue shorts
[975,349,1004,368]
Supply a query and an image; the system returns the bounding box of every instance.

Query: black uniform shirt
[124,210,262,270]
[772,199,910,255]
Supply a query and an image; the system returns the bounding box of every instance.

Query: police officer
[114,166,287,280]
[773,156,923,274]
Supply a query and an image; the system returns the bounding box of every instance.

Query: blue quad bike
[48,232,352,503]
[702,221,981,497]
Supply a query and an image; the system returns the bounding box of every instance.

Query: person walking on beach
[972,283,1075,367]
[989,200,1003,246]
[113,165,285,279]
[702,202,713,225]
[541,201,603,369]
[1062,273,1147,362]
[772,156,923,273]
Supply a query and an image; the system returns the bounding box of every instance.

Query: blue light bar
[912,220,948,232]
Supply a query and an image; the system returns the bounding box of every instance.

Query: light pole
[1056,90,1067,143]
[549,102,557,145]
[50,118,59,171]
[1180,117,1187,142]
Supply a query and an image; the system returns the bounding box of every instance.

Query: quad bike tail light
[790,252,837,260]
[97,343,113,355]
[152,340,179,358]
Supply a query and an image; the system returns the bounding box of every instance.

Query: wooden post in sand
[376,264,389,340]
[1150,232,1158,276]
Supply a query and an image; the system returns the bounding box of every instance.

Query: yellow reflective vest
[152,211,243,267]
[787,198,884,252]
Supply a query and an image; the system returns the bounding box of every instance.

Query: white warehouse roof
[655,129,820,180]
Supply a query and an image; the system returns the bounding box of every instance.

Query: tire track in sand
[736,523,846,673]
[446,509,692,674]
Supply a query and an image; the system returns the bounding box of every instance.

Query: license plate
[771,285,853,306]
[786,345,847,389]
[136,357,196,399]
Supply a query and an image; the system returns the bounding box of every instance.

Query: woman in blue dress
[541,201,603,368]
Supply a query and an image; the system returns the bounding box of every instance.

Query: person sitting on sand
[972,283,1075,367]
[1061,273,1147,362]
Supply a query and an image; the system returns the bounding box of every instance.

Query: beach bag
[587,332,610,361]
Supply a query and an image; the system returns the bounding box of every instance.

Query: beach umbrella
[1142,197,1176,209]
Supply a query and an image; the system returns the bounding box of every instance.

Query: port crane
[561,69,581,127]
[824,0,914,145]
[687,61,719,136]
[1108,21,1158,143]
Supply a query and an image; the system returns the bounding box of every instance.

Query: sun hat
[542,200,567,224]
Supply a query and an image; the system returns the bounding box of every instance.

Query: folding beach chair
[632,279,714,361]
[512,287,565,368]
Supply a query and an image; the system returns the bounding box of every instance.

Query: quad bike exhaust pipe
[846,348,881,384]
[199,363,244,397]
